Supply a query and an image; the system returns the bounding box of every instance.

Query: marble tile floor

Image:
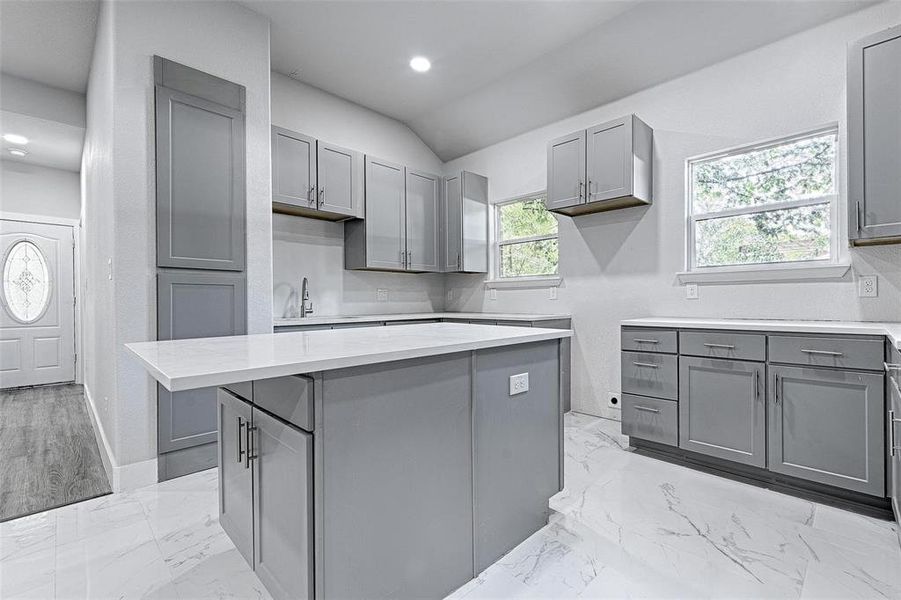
[2,413,899,599]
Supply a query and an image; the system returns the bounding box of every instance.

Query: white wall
[81,0,271,487]
[1,73,86,128]
[271,73,445,317]
[444,3,901,417]
[1,160,81,220]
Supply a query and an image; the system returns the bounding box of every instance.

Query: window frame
[685,124,841,276]
[490,191,560,285]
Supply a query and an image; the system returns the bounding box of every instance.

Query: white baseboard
[83,384,158,492]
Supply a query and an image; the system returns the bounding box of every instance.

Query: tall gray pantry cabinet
[154,57,248,481]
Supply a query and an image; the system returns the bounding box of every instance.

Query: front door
[0,220,76,388]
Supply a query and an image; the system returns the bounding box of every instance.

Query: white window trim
[684,124,844,283]
[485,191,561,288]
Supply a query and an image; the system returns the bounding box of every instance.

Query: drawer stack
[620,328,679,446]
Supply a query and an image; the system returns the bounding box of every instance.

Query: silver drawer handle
[632,361,659,369]
[885,362,901,372]
[703,343,735,350]
[800,348,843,357]
[245,425,258,469]
[634,405,660,414]
[633,338,659,344]
[892,410,900,457]
[236,416,245,464]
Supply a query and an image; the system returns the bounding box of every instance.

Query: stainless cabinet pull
[457,253,461,269]
[578,181,584,201]
[885,362,901,372]
[634,405,660,414]
[774,373,780,404]
[245,425,258,469]
[633,338,659,344]
[755,370,759,399]
[236,416,245,464]
[400,250,406,268]
[407,250,412,267]
[632,361,659,369]
[800,348,843,357]
[703,343,735,350]
[587,179,593,199]
[891,410,900,457]
[307,186,315,206]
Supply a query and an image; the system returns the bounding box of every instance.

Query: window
[495,194,558,279]
[687,127,838,271]
[2,240,51,323]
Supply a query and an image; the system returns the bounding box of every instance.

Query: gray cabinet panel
[252,408,314,600]
[157,271,246,456]
[679,331,766,362]
[769,335,883,371]
[462,172,489,273]
[405,169,440,272]
[271,126,315,209]
[218,389,253,566]
[768,365,885,496]
[317,141,363,218]
[621,351,678,400]
[849,25,901,244]
[679,357,765,468]
[320,355,473,599]
[155,85,245,271]
[621,327,678,354]
[586,119,629,202]
[546,131,585,211]
[622,393,677,446]
[346,156,405,270]
[473,341,560,572]
[252,375,314,432]
[442,173,463,271]
[890,375,901,522]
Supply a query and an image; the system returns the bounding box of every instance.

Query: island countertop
[126,322,572,392]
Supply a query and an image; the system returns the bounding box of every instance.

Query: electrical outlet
[549,286,557,300]
[377,288,389,302]
[858,275,878,298]
[489,288,498,301]
[685,284,699,300]
[607,395,621,409]
[509,372,529,396]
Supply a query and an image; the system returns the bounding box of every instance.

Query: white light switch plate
[509,373,529,395]
[377,288,388,302]
[685,284,699,300]
[549,286,557,300]
[858,275,878,298]
[489,288,498,301]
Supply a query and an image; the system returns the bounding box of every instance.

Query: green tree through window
[496,196,558,278]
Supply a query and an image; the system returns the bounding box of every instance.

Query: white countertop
[622,317,901,350]
[126,322,573,392]
[274,312,571,328]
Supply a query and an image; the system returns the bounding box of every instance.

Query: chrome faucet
[300,277,314,318]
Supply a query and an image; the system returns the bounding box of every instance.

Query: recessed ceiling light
[409,56,431,73]
[3,133,29,145]
[8,148,28,157]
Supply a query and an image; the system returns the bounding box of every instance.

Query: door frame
[0,211,81,385]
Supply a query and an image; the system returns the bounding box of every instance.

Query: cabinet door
[546,131,585,211]
[461,172,489,273]
[586,117,632,203]
[405,169,440,272]
[158,271,246,475]
[218,389,254,566]
[769,365,885,496]
[252,408,314,600]
[890,376,901,522]
[271,126,315,209]
[679,357,765,468]
[317,142,363,218]
[364,156,406,270]
[155,86,245,271]
[849,26,901,242]
[442,173,463,271]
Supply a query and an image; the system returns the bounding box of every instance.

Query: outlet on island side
[377,288,389,302]
[509,373,529,396]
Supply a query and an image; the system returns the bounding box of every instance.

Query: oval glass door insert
[3,240,51,323]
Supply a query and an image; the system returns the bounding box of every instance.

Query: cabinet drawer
[621,351,678,400]
[252,375,314,432]
[679,331,766,361]
[221,381,253,401]
[621,328,677,354]
[769,335,883,371]
[622,394,677,446]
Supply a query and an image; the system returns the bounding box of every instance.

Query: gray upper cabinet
[270,126,363,221]
[271,126,315,209]
[768,365,885,496]
[545,115,652,217]
[405,169,441,272]
[849,25,901,245]
[546,131,585,211]
[679,357,766,468]
[156,85,246,271]
[442,171,488,273]
[317,142,364,219]
[218,389,254,565]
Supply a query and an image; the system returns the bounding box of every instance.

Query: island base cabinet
[768,366,885,497]
[252,409,314,600]
[217,389,253,565]
[678,357,766,468]
[890,374,901,531]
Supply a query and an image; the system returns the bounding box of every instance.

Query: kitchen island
[127,322,572,600]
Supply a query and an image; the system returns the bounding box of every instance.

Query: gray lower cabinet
[155,85,246,271]
[621,394,677,447]
[848,24,901,245]
[218,389,254,565]
[252,407,314,600]
[889,373,901,523]
[442,171,488,273]
[768,365,885,496]
[679,357,765,468]
[473,341,560,572]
